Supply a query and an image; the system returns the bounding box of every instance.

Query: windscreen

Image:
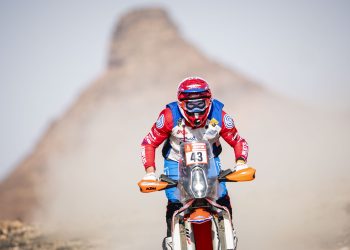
[176,140,220,203]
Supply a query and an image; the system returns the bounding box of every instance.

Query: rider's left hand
[234,160,248,171]
[142,172,157,181]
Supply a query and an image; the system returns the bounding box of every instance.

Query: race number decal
[185,143,208,166]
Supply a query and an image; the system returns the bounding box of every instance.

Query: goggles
[184,99,207,113]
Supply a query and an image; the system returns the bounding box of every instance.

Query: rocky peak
[108,8,180,68]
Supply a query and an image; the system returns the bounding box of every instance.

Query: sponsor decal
[177,118,183,127]
[156,114,165,129]
[149,130,156,140]
[205,129,217,137]
[154,129,161,137]
[232,132,238,140]
[242,142,248,156]
[146,187,156,191]
[182,136,196,141]
[185,228,191,245]
[216,160,222,169]
[185,144,192,153]
[187,83,202,89]
[209,118,219,127]
[177,129,188,135]
[141,146,146,164]
[224,114,235,129]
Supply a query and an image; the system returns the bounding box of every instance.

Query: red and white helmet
[177,77,212,128]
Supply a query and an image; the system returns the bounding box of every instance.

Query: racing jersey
[141,100,248,169]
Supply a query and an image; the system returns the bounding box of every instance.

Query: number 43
[190,152,203,162]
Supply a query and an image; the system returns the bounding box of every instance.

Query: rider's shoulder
[158,107,174,122]
[220,110,236,130]
[163,107,173,115]
[154,107,174,131]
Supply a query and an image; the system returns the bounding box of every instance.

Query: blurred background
[1,0,349,180]
[0,1,349,250]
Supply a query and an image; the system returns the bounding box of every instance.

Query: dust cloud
[33,86,350,250]
[15,8,350,250]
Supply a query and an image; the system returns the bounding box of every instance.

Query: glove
[142,172,157,181]
[234,160,248,171]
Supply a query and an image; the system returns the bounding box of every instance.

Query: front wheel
[192,221,214,250]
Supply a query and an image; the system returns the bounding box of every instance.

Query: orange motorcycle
[138,140,255,250]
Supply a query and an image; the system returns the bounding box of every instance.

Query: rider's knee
[216,194,232,216]
[166,200,183,219]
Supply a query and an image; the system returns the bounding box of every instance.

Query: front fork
[172,199,237,250]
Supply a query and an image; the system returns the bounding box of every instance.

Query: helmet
[177,77,212,128]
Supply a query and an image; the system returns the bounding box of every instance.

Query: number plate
[184,143,208,166]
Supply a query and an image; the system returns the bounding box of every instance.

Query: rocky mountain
[0,8,349,250]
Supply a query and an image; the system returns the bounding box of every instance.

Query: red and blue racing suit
[141,99,248,199]
[141,99,249,236]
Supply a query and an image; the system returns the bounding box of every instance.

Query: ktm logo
[146,187,156,191]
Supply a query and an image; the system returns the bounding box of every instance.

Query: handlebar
[138,167,256,193]
[218,167,256,182]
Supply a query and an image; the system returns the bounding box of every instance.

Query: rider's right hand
[142,172,157,181]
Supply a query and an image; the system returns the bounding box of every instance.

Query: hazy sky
[0,0,349,179]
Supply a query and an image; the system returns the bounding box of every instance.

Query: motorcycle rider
[141,77,249,247]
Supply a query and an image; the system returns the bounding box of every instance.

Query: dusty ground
[0,221,100,250]
[1,219,349,250]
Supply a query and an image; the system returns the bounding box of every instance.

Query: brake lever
[218,169,234,182]
[159,174,178,187]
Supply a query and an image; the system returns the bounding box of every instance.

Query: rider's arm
[141,108,173,171]
[220,110,249,163]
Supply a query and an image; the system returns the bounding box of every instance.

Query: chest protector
[162,99,224,162]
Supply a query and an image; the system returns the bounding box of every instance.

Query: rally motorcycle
[138,140,255,250]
